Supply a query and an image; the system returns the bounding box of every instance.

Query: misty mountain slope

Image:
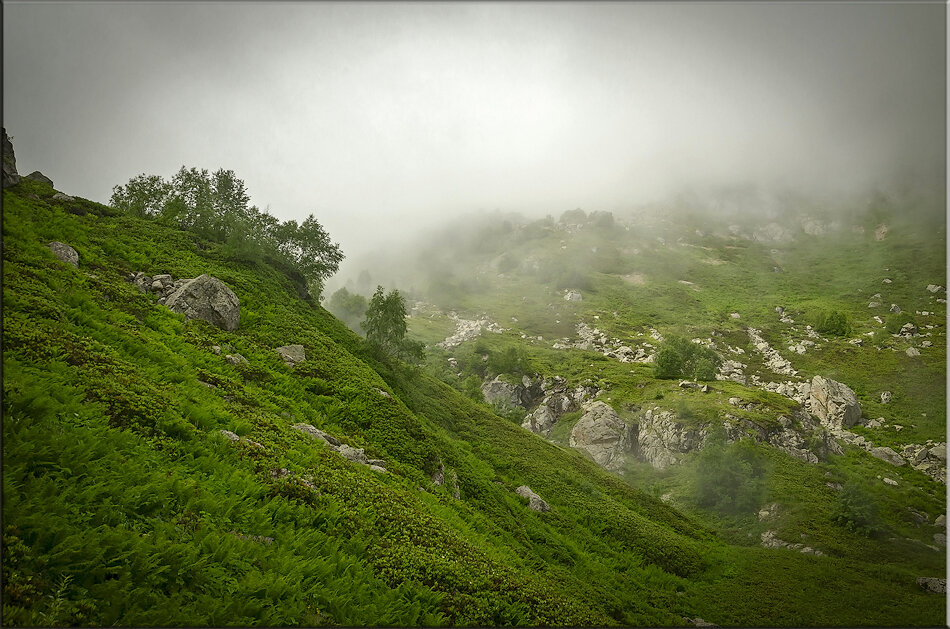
[4,177,945,626]
[334,202,947,623]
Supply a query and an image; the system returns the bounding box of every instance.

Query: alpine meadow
[2,2,947,627]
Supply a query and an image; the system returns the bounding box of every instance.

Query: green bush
[832,482,882,536]
[814,310,852,336]
[653,336,722,381]
[691,428,769,514]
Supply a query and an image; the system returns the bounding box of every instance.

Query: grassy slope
[2,180,945,626]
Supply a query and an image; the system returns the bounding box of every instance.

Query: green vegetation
[325,286,368,332]
[111,167,342,298]
[3,176,945,627]
[362,286,423,362]
[813,309,852,337]
[653,336,722,381]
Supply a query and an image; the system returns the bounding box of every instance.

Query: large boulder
[916,577,947,594]
[808,376,862,429]
[48,241,79,268]
[164,274,240,331]
[515,485,550,512]
[2,128,20,188]
[869,446,906,467]
[569,401,629,472]
[275,344,306,367]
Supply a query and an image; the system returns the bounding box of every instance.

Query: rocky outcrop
[521,376,597,437]
[569,401,630,472]
[515,485,550,512]
[482,376,524,408]
[292,423,385,473]
[48,241,79,268]
[564,290,583,302]
[916,577,947,594]
[807,375,861,429]
[165,274,241,331]
[25,171,53,187]
[437,314,503,349]
[2,128,20,188]
[635,407,707,470]
[748,328,797,376]
[275,344,306,367]
[869,446,906,467]
[761,530,823,556]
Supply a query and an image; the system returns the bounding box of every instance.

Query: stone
[2,128,20,188]
[369,465,387,473]
[219,429,240,442]
[338,444,370,465]
[275,344,306,367]
[24,170,53,186]
[730,312,741,319]
[869,446,906,467]
[874,224,888,240]
[637,407,706,470]
[481,376,523,408]
[292,423,341,447]
[882,477,898,486]
[515,485,550,512]
[564,290,583,302]
[899,322,918,337]
[164,274,241,331]
[775,306,785,315]
[880,391,892,404]
[889,304,901,313]
[51,192,75,202]
[48,241,79,268]
[431,463,445,486]
[868,302,881,308]
[905,347,920,358]
[926,284,942,293]
[916,577,947,594]
[935,515,946,528]
[908,508,930,525]
[808,375,862,429]
[928,444,946,461]
[225,353,248,365]
[569,400,629,472]
[934,534,947,546]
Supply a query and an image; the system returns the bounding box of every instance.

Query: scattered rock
[165,274,241,331]
[225,353,248,365]
[905,347,920,358]
[916,577,947,594]
[291,423,341,447]
[48,241,79,268]
[882,477,898,486]
[935,515,946,528]
[908,508,930,526]
[275,344,306,367]
[869,446,906,467]
[564,290,583,302]
[808,375,862,429]
[889,303,901,313]
[880,391,892,404]
[730,312,741,319]
[24,170,53,187]
[220,429,240,442]
[874,224,888,241]
[51,192,75,202]
[515,485,550,512]
[926,284,943,293]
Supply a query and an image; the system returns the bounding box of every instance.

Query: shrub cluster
[653,335,722,381]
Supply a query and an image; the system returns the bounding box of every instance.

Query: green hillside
[2,178,946,626]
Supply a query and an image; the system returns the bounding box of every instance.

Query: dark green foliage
[691,428,769,514]
[653,336,722,381]
[814,310,852,336]
[325,286,368,332]
[111,167,342,298]
[832,482,882,536]
[362,285,424,362]
[486,346,531,378]
[885,312,918,335]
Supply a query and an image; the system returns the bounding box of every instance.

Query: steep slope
[2,178,945,626]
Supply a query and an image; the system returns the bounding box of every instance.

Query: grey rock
[637,407,706,469]
[882,477,899,486]
[225,353,248,365]
[369,465,387,473]
[449,470,460,500]
[164,274,241,331]
[564,290,583,302]
[431,463,445,486]
[291,423,341,446]
[880,391,892,404]
[515,485,550,512]
[870,446,906,467]
[338,444,370,465]
[908,508,930,526]
[51,192,75,202]
[889,304,901,313]
[905,347,920,358]
[48,241,79,268]
[482,375,523,408]
[220,429,240,441]
[275,344,306,367]
[2,128,20,188]
[934,533,946,546]
[808,375,862,429]
[926,284,943,293]
[24,170,53,187]
[929,444,946,461]
[569,400,629,472]
[916,577,947,594]
[935,514,946,528]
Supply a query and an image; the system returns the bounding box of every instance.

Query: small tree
[653,336,722,381]
[326,287,368,332]
[361,286,423,361]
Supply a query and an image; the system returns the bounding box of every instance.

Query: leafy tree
[692,427,769,514]
[486,346,531,377]
[653,336,722,381]
[327,287,368,331]
[109,174,172,217]
[362,286,423,361]
[832,482,882,536]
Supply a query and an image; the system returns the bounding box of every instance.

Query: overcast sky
[4,2,946,263]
